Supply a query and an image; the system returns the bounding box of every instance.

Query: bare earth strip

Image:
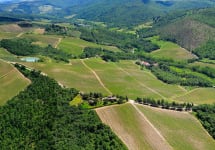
[96,103,172,150]
[81,59,112,95]
[55,37,62,48]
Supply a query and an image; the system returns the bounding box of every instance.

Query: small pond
[20,57,40,62]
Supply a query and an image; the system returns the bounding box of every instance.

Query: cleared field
[137,104,215,150]
[21,59,109,94]
[0,60,30,105]
[174,88,215,104]
[149,36,196,60]
[96,103,172,150]
[21,34,60,47]
[58,37,121,56]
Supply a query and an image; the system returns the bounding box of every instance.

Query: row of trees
[136,97,193,111]
[150,64,214,87]
[0,64,127,149]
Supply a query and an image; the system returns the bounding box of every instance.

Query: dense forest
[0,38,70,62]
[0,64,127,150]
[193,104,215,139]
[194,40,215,60]
[78,27,159,53]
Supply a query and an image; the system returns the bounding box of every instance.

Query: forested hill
[151,8,215,52]
[1,0,215,27]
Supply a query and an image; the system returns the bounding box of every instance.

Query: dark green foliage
[0,38,70,62]
[150,64,214,87]
[193,104,215,139]
[78,27,159,53]
[194,40,215,60]
[190,65,215,78]
[0,65,127,149]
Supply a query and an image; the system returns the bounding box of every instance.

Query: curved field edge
[0,60,30,105]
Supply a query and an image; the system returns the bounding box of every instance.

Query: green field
[96,103,157,150]
[20,58,215,103]
[21,58,186,99]
[21,34,60,47]
[137,104,215,150]
[0,48,20,61]
[149,36,196,60]
[174,88,215,104]
[21,59,109,94]
[70,94,83,106]
[58,37,121,56]
[0,60,30,105]
[190,61,215,69]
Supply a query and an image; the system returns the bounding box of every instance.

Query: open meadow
[96,103,215,150]
[0,60,30,105]
[149,36,196,60]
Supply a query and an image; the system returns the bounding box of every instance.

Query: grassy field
[0,60,30,105]
[137,104,215,150]
[58,37,121,56]
[149,36,196,60]
[96,103,171,150]
[0,32,17,39]
[0,48,20,61]
[21,59,109,94]
[21,34,60,47]
[20,58,214,104]
[174,88,215,104]
[21,58,188,99]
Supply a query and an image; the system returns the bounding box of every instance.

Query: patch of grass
[149,36,196,60]
[0,60,30,105]
[70,94,83,106]
[137,104,215,150]
[174,88,215,104]
[58,37,121,56]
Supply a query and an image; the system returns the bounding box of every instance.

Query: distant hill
[154,8,215,50]
[0,0,215,27]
